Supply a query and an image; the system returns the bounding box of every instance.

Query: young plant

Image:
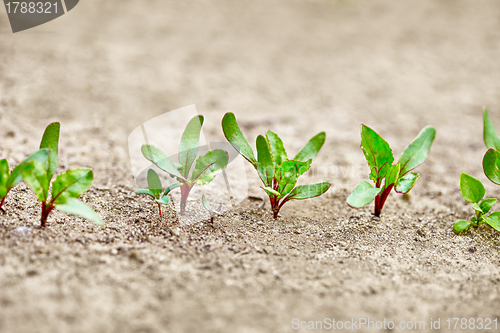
[21,122,103,227]
[347,125,436,217]
[135,168,182,215]
[221,112,331,219]
[202,194,221,224]
[453,173,500,232]
[0,149,49,212]
[482,108,500,185]
[142,115,229,215]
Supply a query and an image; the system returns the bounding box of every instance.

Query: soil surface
[2,1,500,332]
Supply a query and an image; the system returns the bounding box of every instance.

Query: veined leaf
[141,144,185,180]
[0,159,8,187]
[294,132,326,162]
[147,169,162,198]
[55,196,103,226]
[39,122,60,181]
[383,164,400,192]
[266,130,287,169]
[256,135,274,187]
[347,181,381,208]
[179,115,204,178]
[483,149,500,185]
[483,215,500,232]
[285,182,331,200]
[398,126,436,176]
[276,160,311,197]
[395,172,419,194]
[156,196,171,205]
[21,161,49,202]
[191,149,228,185]
[7,149,49,188]
[460,173,485,204]
[480,198,497,214]
[222,112,257,166]
[360,125,394,184]
[453,220,471,232]
[483,108,500,151]
[135,189,156,197]
[261,186,281,197]
[163,183,182,196]
[202,194,212,211]
[52,168,93,203]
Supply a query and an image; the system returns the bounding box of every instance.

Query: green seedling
[222,112,331,219]
[0,149,49,212]
[142,115,229,215]
[136,168,182,215]
[453,173,500,232]
[347,125,436,217]
[482,108,500,185]
[202,194,221,224]
[21,122,102,228]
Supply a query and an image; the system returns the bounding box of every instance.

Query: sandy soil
[1,0,500,332]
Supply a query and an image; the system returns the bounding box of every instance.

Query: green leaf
[460,173,485,204]
[453,220,471,232]
[347,181,381,208]
[191,149,229,185]
[222,112,257,166]
[256,135,274,187]
[398,126,436,176]
[472,203,483,214]
[395,172,419,194]
[294,132,326,162]
[0,185,6,199]
[276,160,311,197]
[179,115,204,178]
[471,216,478,225]
[483,108,500,151]
[0,159,8,187]
[483,215,500,232]
[482,149,500,185]
[266,130,287,168]
[261,186,281,197]
[52,168,93,203]
[135,189,156,197]
[7,149,49,188]
[163,183,182,196]
[55,196,103,226]
[383,164,400,192]
[285,182,331,200]
[39,122,60,181]
[480,198,497,214]
[202,194,212,212]
[21,161,49,202]
[156,196,171,205]
[141,145,186,180]
[147,169,162,198]
[360,125,394,184]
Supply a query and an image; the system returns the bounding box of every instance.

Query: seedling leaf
[266,130,287,168]
[483,215,500,232]
[398,126,436,176]
[483,149,500,185]
[147,169,163,198]
[383,164,400,191]
[472,203,483,214]
[276,160,311,197]
[453,220,471,232]
[360,125,394,183]
[0,159,8,187]
[163,183,182,196]
[347,181,381,208]
[191,149,229,185]
[7,149,49,188]
[256,135,274,187]
[52,168,93,203]
[294,132,326,162]
[55,197,103,226]
[136,189,155,197]
[460,173,485,203]
[395,172,419,194]
[202,194,212,211]
[156,196,170,205]
[286,182,331,200]
[262,186,281,197]
[480,198,497,214]
[39,122,60,180]
[222,112,257,166]
[21,161,49,202]
[179,115,204,178]
[141,144,186,180]
[483,108,500,151]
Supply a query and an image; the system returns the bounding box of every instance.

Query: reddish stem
[40,202,54,228]
[179,183,193,216]
[374,184,394,217]
[158,203,162,216]
[0,196,6,212]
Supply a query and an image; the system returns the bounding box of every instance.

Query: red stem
[374,184,394,217]
[180,183,193,216]
[0,196,6,211]
[158,203,162,216]
[40,202,54,228]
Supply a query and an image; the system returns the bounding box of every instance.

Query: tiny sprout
[201,194,221,225]
[136,168,182,215]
